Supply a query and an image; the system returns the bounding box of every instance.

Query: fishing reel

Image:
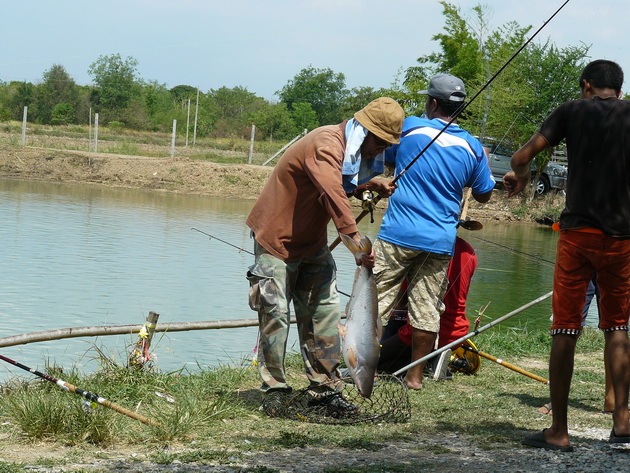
[448,339,481,375]
[360,190,376,223]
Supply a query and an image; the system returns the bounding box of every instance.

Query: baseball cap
[354,97,404,144]
[419,73,467,102]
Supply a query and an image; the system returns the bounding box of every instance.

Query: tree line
[0,3,595,151]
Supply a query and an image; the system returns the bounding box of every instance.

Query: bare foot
[602,407,630,415]
[403,376,423,390]
[537,403,552,416]
[543,427,571,449]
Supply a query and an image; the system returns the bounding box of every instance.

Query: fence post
[88,108,92,152]
[94,113,99,153]
[21,106,28,145]
[248,124,256,164]
[170,119,177,158]
[185,98,191,147]
[193,88,199,147]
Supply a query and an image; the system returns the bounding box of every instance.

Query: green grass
[0,121,288,165]
[0,320,613,470]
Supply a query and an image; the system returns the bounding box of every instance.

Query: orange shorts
[552,230,630,334]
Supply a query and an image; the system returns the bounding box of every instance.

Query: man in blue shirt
[374,73,495,390]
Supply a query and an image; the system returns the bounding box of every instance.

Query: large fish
[338,234,381,397]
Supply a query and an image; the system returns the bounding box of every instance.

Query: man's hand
[373,178,397,198]
[348,232,376,268]
[503,170,530,197]
[357,248,375,268]
[353,177,397,199]
[505,133,548,198]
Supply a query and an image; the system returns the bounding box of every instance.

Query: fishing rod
[329,0,571,250]
[0,353,159,427]
[192,227,352,298]
[393,290,553,376]
[461,344,549,384]
[394,0,571,184]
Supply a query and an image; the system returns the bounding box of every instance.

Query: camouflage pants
[247,240,342,391]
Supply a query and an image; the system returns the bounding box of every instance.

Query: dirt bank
[0,144,539,223]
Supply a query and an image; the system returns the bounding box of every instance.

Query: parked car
[484,142,567,195]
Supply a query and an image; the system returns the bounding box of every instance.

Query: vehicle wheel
[533,175,551,195]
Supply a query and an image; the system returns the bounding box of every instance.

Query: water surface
[0,179,560,382]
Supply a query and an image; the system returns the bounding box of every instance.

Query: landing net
[261,374,410,425]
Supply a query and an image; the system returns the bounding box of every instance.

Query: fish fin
[338,322,346,337]
[346,347,358,369]
[339,234,373,258]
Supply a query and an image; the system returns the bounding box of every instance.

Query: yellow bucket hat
[354,97,404,144]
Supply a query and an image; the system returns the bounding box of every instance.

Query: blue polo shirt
[378,116,495,255]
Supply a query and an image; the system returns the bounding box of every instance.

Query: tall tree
[250,102,298,141]
[208,86,265,138]
[88,54,139,122]
[170,85,198,106]
[32,64,79,124]
[277,66,347,126]
[401,2,589,150]
[339,86,397,120]
[1,81,35,121]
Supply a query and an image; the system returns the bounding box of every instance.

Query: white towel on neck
[342,119,385,193]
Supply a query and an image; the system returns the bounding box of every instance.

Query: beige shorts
[374,239,451,333]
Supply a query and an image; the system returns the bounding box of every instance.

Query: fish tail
[339,234,372,257]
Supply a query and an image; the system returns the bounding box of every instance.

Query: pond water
[0,178,563,383]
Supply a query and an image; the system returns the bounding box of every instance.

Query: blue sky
[1,1,626,101]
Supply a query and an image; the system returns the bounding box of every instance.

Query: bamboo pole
[0,312,349,348]
[0,317,282,348]
[460,187,473,221]
[262,130,306,166]
[129,311,160,369]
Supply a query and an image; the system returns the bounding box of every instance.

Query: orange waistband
[552,222,604,234]
[572,227,605,234]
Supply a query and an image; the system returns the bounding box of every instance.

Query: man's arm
[503,133,549,197]
[352,177,397,199]
[472,189,493,204]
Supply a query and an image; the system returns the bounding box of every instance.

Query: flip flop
[537,402,552,416]
[609,429,630,449]
[522,429,574,452]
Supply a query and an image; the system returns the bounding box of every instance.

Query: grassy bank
[0,121,567,224]
[0,121,289,167]
[0,327,610,471]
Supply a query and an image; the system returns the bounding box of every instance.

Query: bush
[50,103,75,126]
[107,121,125,131]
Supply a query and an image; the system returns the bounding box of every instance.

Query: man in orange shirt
[246,98,404,414]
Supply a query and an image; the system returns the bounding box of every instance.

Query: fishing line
[392,0,572,186]
[329,0,572,251]
[191,227,352,298]
[471,234,556,266]
[191,227,253,255]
